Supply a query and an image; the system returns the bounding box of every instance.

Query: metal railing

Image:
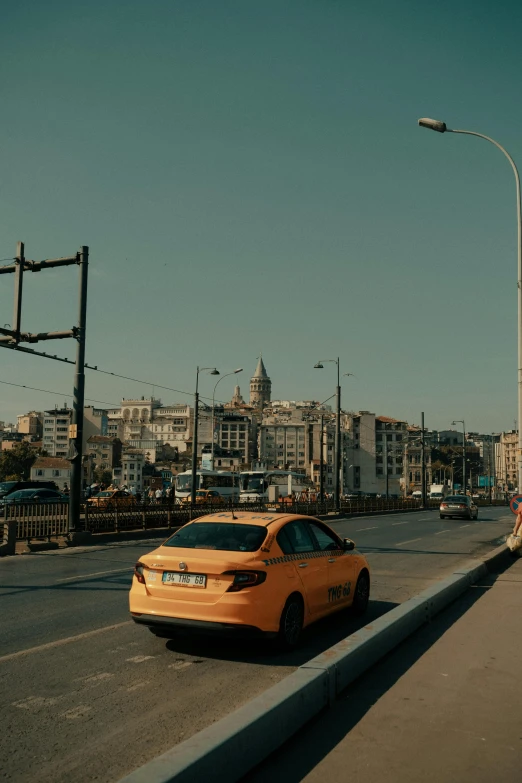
[6,502,69,543]
[7,496,510,543]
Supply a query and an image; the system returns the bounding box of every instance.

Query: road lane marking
[435,530,451,535]
[0,621,132,665]
[61,705,93,720]
[55,567,133,583]
[391,521,410,526]
[126,655,154,663]
[80,672,114,685]
[459,524,471,528]
[355,526,379,532]
[396,538,422,546]
[169,661,193,671]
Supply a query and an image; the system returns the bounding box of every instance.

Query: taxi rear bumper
[131,612,276,638]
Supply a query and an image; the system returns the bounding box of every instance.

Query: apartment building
[42,406,108,457]
[30,457,72,490]
[498,430,518,490]
[106,398,193,458]
[17,411,43,439]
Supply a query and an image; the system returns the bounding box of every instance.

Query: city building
[42,406,108,458]
[16,411,43,439]
[86,436,122,471]
[498,430,518,491]
[112,450,145,493]
[106,398,192,459]
[30,457,72,490]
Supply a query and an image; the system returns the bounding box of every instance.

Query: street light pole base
[66,531,93,547]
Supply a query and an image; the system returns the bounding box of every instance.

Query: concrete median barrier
[118,543,511,783]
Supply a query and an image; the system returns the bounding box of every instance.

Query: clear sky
[1,0,521,433]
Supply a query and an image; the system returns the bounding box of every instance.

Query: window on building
[36,469,44,476]
[52,470,61,477]
[129,474,135,480]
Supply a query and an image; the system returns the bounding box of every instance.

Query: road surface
[0,506,513,782]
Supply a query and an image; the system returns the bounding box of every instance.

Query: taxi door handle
[298,563,308,568]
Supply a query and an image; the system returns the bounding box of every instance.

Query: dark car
[0,480,59,499]
[0,487,67,516]
[439,495,478,520]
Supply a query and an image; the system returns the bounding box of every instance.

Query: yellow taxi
[87,489,136,509]
[181,490,226,505]
[129,512,370,649]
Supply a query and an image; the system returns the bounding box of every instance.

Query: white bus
[174,470,239,500]
[239,470,314,502]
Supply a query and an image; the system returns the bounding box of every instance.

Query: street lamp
[419,117,522,490]
[452,420,466,493]
[211,368,243,470]
[191,366,219,504]
[314,359,351,511]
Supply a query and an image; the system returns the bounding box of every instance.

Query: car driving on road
[129,512,370,649]
[439,495,478,520]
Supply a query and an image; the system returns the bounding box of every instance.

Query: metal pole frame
[191,371,200,506]
[335,358,341,512]
[69,247,89,533]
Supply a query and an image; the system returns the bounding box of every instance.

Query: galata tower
[249,356,271,408]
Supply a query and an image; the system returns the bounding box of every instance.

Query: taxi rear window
[164,522,267,552]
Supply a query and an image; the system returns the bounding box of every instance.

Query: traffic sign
[509,495,522,514]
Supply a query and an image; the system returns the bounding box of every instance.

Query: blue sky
[1,0,521,433]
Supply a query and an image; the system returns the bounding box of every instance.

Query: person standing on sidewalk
[513,509,522,536]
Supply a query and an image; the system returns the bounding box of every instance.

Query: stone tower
[249,356,271,409]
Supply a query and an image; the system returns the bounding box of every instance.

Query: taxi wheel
[352,571,370,616]
[277,594,304,650]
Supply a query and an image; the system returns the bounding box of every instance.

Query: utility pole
[0,243,89,539]
[69,247,89,535]
[335,361,341,512]
[421,411,426,506]
[319,413,324,503]
[384,432,389,499]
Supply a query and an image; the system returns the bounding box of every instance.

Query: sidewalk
[244,555,522,783]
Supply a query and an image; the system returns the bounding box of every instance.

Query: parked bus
[174,469,239,500]
[239,470,314,502]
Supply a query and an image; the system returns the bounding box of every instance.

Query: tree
[93,467,112,486]
[0,442,41,481]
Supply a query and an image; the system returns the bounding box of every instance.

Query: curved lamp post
[314,361,353,510]
[211,368,243,470]
[191,366,219,504]
[419,117,522,491]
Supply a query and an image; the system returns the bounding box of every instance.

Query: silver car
[439,494,478,520]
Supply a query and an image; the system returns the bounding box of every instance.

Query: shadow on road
[162,599,398,667]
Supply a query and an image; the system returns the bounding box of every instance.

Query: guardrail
[6,502,69,543]
[6,496,510,543]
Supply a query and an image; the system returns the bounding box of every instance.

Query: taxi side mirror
[343,538,355,551]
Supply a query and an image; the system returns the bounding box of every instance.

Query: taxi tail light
[223,570,267,592]
[134,562,146,584]
[440,503,448,508]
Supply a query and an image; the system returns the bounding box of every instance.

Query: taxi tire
[352,570,370,616]
[277,594,304,651]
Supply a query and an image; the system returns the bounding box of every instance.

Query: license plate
[162,572,207,588]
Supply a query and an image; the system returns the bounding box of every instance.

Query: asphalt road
[0,507,513,782]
